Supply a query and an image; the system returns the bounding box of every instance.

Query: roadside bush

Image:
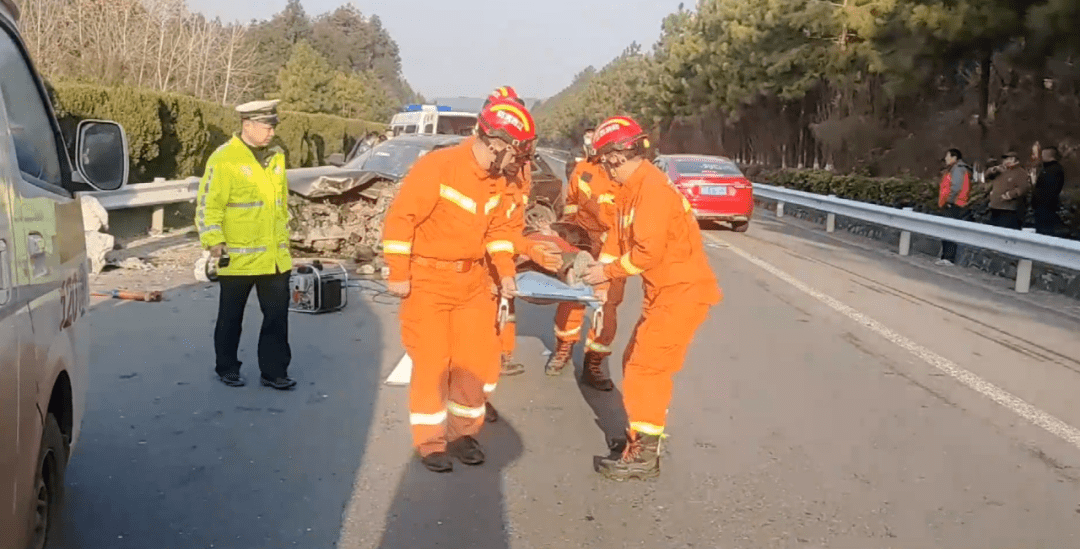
[49,83,385,182]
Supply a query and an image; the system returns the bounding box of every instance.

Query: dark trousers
[939,204,966,261]
[1034,208,1060,236]
[215,272,292,379]
[990,208,1022,230]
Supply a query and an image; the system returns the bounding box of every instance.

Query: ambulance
[0,0,131,546]
[387,104,479,137]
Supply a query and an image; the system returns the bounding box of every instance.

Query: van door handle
[27,233,45,257]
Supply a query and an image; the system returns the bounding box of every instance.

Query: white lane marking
[704,232,1080,451]
[385,353,412,386]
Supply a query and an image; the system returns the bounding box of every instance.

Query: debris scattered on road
[92,289,165,302]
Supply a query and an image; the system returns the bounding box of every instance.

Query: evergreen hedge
[49,83,385,182]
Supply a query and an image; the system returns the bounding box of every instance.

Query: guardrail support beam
[826,213,836,233]
[151,205,165,236]
[776,202,785,218]
[1016,228,1036,293]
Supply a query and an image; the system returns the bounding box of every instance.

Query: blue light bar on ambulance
[402,104,452,112]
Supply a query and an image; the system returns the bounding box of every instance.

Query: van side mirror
[75,120,129,191]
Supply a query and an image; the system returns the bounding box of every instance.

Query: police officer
[196,99,296,390]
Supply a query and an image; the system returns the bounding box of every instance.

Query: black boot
[448,436,485,465]
[421,451,454,473]
[581,351,614,391]
[597,430,661,481]
[545,340,575,376]
[485,401,498,423]
[500,353,525,377]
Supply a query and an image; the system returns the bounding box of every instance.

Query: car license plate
[701,185,729,196]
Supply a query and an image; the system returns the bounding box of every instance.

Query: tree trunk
[978,48,992,160]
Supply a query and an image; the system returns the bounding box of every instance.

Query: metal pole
[1016,228,1036,293]
[776,202,785,218]
[898,208,913,256]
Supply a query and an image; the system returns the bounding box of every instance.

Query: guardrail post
[1016,228,1036,293]
[150,178,166,236]
[826,195,836,232]
[898,207,913,256]
[776,202,785,218]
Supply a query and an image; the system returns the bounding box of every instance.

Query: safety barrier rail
[753,183,1080,293]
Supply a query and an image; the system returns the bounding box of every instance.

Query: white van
[388,105,478,137]
[0,0,131,547]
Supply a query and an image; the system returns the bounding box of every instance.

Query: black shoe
[447,436,485,465]
[218,372,245,387]
[260,376,297,390]
[485,401,498,423]
[421,451,454,473]
[581,351,615,392]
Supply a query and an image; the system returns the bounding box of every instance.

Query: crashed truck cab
[0,0,132,546]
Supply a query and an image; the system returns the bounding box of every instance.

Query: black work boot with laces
[581,351,614,391]
[545,340,575,376]
[448,436,485,465]
[597,430,662,481]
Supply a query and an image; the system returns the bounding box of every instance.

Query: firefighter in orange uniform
[381,97,536,473]
[583,116,722,481]
[545,128,621,392]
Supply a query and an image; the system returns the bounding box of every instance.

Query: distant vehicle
[0,0,131,546]
[388,104,479,138]
[343,133,466,179]
[655,154,753,232]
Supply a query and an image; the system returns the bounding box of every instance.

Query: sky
[185,0,685,100]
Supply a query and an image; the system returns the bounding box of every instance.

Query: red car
[655,154,754,232]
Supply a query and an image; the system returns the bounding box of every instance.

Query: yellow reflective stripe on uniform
[196,167,214,234]
[486,240,513,254]
[485,195,501,215]
[229,246,268,254]
[383,240,412,255]
[439,184,477,213]
[563,204,579,215]
[507,202,519,218]
[682,197,692,212]
[586,339,612,353]
[597,193,615,205]
[504,315,516,323]
[577,178,592,198]
[619,253,644,275]
[630,421,665,436]
[227,201,264,208]
[555,326,581,338]
[600,232,609,242]
[599,253,618,264]
[448,401,485,419]
[622,209,635,228]
[205,224,222,232]
[483,383,498,394]
[410,410,448,426]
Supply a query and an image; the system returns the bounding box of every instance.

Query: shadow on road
[514,300,630,452]
[52,279,385,548]
[375,416,524,549]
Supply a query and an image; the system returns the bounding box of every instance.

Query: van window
[0,26,62,189]
[404,125,417,134]
[424,124,434,134]
[437,115,478,136]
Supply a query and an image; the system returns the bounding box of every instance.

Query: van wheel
[29,414,66,549]
[732,221,749,233]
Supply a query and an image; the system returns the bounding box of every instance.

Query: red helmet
[477,96,536,150]
[592,116,649,156]
[490,86,519,100]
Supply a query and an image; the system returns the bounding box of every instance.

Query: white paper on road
[385,353,412,386]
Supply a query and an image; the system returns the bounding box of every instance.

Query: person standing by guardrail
[195,99,297,390]
[1033,145,1065,236]
[936,148,973,266]
[984,151,1032,230]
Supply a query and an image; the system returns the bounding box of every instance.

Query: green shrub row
[759,168,1078,238]
[49,83,385,182]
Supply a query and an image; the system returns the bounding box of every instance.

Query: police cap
[236,99,280,126]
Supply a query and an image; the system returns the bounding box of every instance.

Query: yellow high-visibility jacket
[195,135,292,276]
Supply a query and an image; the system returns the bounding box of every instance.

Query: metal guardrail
[76,177,200,211]
[753,183,1080,293]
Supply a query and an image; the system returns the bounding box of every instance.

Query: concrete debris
[288,180,397,273]
[81,194,114,274]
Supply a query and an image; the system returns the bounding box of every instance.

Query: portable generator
[289,260,348,314]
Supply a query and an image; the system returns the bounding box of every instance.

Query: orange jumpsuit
[382,137,517,456]
[598,161,722,437]
[494,163,532,359]
[556,160,625,357]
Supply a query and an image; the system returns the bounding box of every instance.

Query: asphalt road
[53,213,1080,548]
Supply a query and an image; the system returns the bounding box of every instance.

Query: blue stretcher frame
[513,271,601,306]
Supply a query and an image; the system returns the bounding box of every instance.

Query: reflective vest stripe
[620,253,644,275]
[483,383,498,394]
[205,224,222,233]
[196,167,214,234]
[564,204,579,215]
[486,240,513,255]
[439,184,477,214]
[598,253,618,265]
[586,339,611,353]
[682,197,692,212]
[278,243,289,249]
[383,240,412,255]
[227,201,265,208]
[577,178,592,198]
[229,246,268,254]
[448,401,485,419]
[597,193,615,205]
[555,326,581,338]
[485,195,501,215]
[630,421,665,436]
[410,410,448,426]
